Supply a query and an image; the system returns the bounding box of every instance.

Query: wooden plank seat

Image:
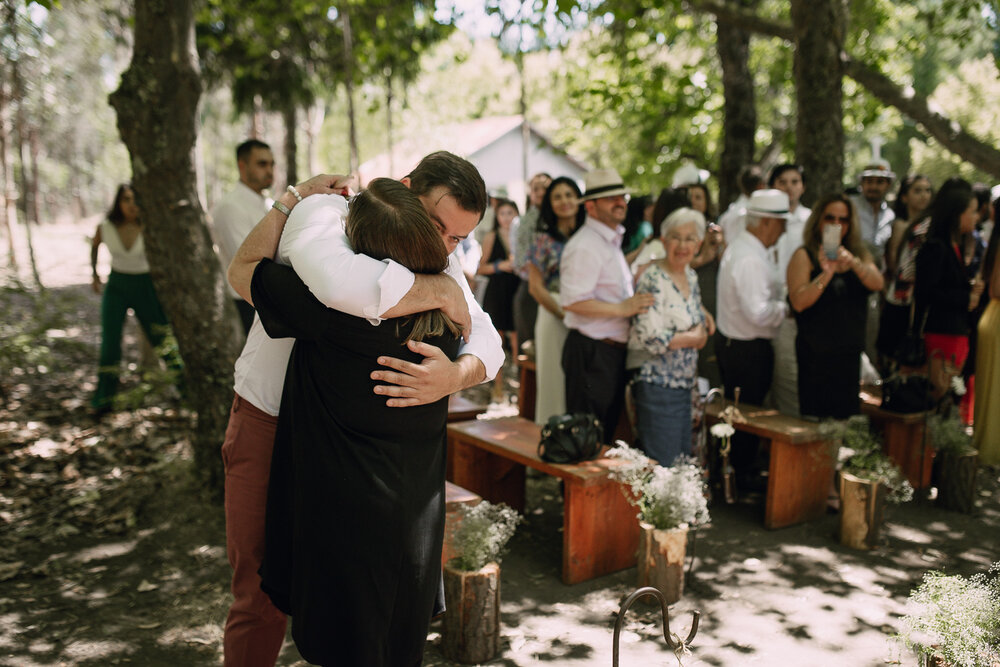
[442,481,482,567]
[859,387,934,490]
[446,416,640,585]
[704,400,835,529]
[448,394,487,423]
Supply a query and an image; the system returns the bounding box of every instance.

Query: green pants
[93,271,178,409]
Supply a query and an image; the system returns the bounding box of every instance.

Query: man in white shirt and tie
[715,189,791,488]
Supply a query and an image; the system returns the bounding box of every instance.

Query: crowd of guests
[475,159,999,480]
[89,146,999,666]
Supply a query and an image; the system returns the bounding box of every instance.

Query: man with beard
[559,168,654,442]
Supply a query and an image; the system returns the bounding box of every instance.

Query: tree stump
[636,522,688,604]
[839,472,885,550]
[933,448,978,514]
[442,561,500,664]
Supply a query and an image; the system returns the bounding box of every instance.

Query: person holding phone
[787,193,884,419]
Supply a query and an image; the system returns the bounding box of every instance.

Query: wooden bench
[446,417,640,585]
[860,388,934,490]
[704,400,834,529]
[442,481,482,567]
[448,394,487,423]
[517,355,536,421]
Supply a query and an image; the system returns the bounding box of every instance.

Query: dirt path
[2,220,998,666]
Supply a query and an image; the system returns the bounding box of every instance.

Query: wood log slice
[636,522,688,604]
[442,561,500,664]
[934,448,978,514]
[839,472,885,550]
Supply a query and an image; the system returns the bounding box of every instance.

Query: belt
[600,338,627,350]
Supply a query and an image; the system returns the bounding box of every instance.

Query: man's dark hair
[406,151,488,219]
[738,164,765,196]
[236,139,270,163]
[768,163,805,188]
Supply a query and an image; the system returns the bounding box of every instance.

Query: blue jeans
[633,381,692,466]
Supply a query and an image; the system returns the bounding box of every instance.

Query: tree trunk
[442,562,501,664]
[715,3,757,211]
[109,0,243,498]
[341,6,359,174]
[0,73,20,272]
[282,101,297,189]
[385,73,395,176]
[791,0,846,204]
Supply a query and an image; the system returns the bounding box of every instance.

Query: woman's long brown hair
[346,178,460,343]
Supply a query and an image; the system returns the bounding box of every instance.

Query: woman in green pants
[90,184,178,413]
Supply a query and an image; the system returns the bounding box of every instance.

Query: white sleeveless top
[101,220,150,274]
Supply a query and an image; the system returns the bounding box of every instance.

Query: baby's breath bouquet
[450,501,521,572]
[606,444,709,531]
[820,415,914,504]
[898,563,1000,667]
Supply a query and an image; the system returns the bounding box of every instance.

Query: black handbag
[894,305,928,367]
[537,413,603,464]
[881,374,933,413]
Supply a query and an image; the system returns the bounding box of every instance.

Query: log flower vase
[442,561,500,664]
[637,522,688,604]
[839,472,886,550]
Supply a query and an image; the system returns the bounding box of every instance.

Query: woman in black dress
[254,179,460,666]
[478,197,520,400]
[787,193,884,419]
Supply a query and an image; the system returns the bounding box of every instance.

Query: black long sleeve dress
[252,259,459,667]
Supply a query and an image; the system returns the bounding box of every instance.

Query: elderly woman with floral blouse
[627,207,715,465]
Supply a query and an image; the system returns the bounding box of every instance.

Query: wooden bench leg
[765,438,834,530]
[518,363,536,422]
[562,479,639,585]
[447,434,527,512]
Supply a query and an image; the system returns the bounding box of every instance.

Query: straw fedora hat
[745,189,791,220]
[580,168,630,201]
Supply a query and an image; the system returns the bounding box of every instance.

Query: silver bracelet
[286,184,303,202]
[272,200,291,216]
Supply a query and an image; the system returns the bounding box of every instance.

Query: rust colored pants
[221,393,286,667]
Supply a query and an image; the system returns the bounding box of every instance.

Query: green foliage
[450,501,521,572]
[606,444,709,530]
[820,416,914,503]
[927,414,974,455]
[111,329,184,411]
[898,563,1000,667]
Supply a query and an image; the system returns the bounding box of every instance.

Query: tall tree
[715,0,758,209]
[110,0,242,496]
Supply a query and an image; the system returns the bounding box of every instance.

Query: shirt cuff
[363,260,415,324]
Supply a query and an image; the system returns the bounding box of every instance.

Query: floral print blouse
[527,232,566,293]
[627,263,706,389]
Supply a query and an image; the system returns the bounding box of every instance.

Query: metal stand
[612,587,700,666]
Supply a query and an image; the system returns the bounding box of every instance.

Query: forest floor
[2,219,999,666]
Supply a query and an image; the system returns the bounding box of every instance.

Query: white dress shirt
[211,182,272,299]
[851,194,895,249]
[716,230,788,341]
[233,194,504,416]
[560,217,634,343]
[775,205,812,295]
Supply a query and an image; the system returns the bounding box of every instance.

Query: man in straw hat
[559,168,655,442]
[851,157,896,250]
[715,189,791,489]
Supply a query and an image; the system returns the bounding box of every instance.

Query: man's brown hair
[406,151,488,219]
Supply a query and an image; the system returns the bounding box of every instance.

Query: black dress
[252,259,459,667]
[794,248,872,419]
[482,234,519,331]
